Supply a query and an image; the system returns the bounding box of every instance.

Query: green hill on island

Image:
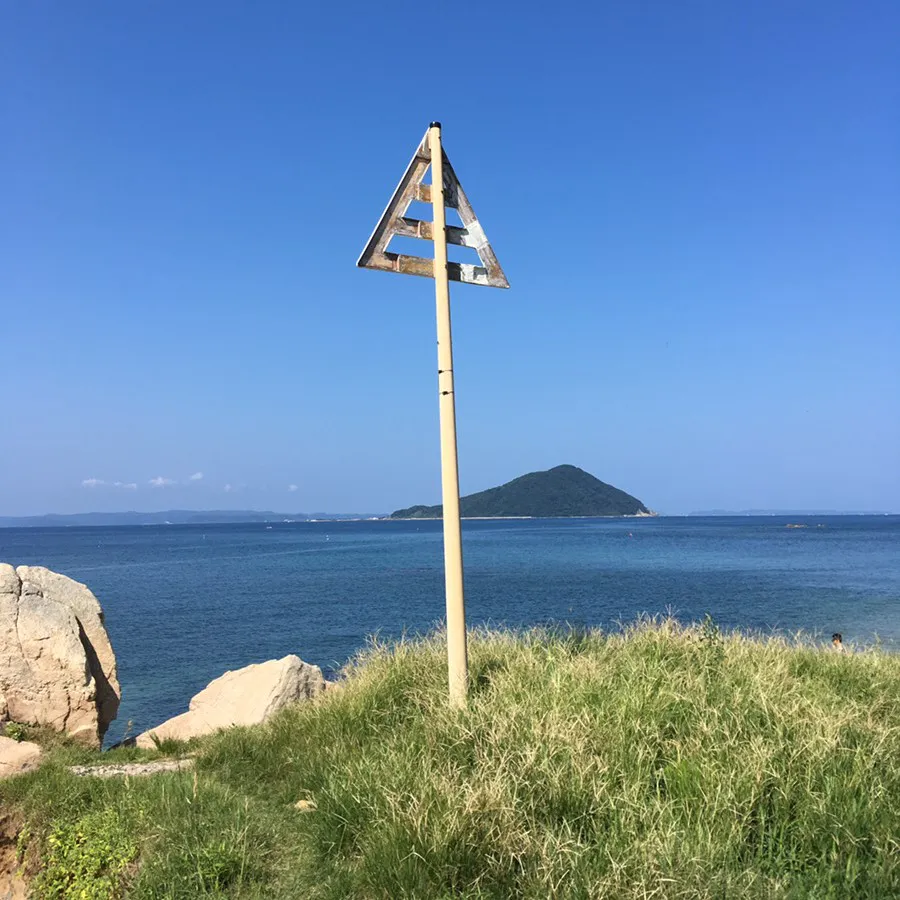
[391,464,652,519]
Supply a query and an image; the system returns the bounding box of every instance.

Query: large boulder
[137,655,325,748]
[0,564,120,747]
[0,736,42,780]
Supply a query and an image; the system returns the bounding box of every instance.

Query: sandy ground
[0,815,27,900]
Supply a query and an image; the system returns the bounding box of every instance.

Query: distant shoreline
[388,512,659,521]
[1,511,896,529]
[688,510,894,517]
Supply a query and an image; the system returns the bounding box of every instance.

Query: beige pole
[429,122,468,706]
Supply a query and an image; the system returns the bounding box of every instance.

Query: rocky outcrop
[137,655,325,748]
[0,564,120,747]
[0,736,42,780]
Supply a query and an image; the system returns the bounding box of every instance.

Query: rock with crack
[137,655,325,748]
[0,564,120,748]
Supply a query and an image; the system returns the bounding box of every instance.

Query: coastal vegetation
[2,618,899,898]
[391,464,651,519]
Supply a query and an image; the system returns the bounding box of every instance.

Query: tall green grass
[4,619,899,898]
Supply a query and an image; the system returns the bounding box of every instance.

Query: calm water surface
[2,516,898,744]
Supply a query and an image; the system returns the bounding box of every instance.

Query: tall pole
[429,122,468,707]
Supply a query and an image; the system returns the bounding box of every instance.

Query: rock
[0,564,120,747]
[0,736,42,780]
[137,655,325,748]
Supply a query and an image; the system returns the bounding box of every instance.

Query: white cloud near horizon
[288,484,298,492]
[189,472,204,481]
[149,476,176,487]
[83,478,139,489]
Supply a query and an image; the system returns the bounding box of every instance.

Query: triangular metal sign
[357,129,509,289]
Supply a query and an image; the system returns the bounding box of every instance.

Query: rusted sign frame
[356,129,509,289]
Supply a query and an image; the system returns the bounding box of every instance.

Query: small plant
[16,823,31,862]
[699,613,725,663]
[31,807,137,900]
[149,733,189,756]
[4,721,27,742]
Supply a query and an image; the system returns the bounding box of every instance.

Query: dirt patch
[0,814,27,900]
[68,758,194,778]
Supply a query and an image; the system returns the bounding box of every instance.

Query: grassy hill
[392,464,651,518]
[3,619,899,898]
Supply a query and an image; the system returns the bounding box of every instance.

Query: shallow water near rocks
[1,515,898,746]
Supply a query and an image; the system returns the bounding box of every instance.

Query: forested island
[391,464,652,519]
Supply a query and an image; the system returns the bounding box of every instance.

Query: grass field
[2,618,899,898]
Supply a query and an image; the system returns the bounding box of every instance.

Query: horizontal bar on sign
[362,252,429,278]
[373,252,490,286]
[394,218,477,248]
[412,183,458,208]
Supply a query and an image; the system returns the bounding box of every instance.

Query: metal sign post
[357,123,508,706]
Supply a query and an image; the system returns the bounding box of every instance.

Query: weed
[699,612,725,661]
[4,721,27,742]
[30,807,136,900]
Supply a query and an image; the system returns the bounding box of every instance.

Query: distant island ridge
[0,510,383,528]
[3,483,894,529]
[689,509,895,517]
[391,464,653,519]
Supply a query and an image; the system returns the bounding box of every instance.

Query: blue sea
[2,516,898,745]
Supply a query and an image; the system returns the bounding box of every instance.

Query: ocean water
[2,515,898,745]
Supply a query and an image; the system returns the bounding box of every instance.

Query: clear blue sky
[2,1,898,516]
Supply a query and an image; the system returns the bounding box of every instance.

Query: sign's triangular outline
[357,129,509,289]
